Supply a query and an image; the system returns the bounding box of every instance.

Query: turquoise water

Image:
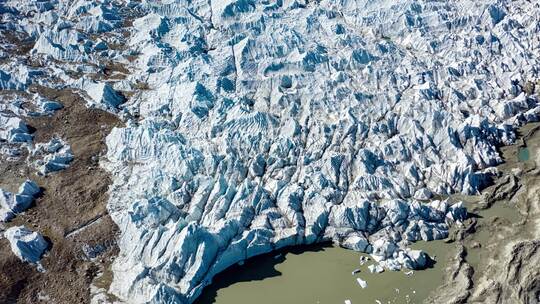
[518,147,530,161]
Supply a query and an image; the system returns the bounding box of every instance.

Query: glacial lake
[196,240,451,304]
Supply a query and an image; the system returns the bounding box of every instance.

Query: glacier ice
[0,180,40,222]
[77,79,125,111]
[101,0,540,302]
[4,226,49,264]
[31,137,74,175]
[1,0,540,303]
[0,115,32,143]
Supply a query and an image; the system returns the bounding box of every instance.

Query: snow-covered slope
[2,0,540,303]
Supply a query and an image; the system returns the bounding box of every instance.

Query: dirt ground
[0,85,121,304]
[426,123,540,304]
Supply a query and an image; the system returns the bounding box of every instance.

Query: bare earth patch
[0,86,121,304]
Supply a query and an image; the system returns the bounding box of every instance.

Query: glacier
[1,0,540,303]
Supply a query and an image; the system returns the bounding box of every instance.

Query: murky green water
[196,241,451,304]
[518,147,530,162]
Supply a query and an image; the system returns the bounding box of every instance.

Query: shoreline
[427,121,540,303]
[191,122,540,304]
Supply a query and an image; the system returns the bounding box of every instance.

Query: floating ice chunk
[356,278,367,289]
[351,268,360,275]
[4,226,48,263]
[407,250,429,269]
[359,256,369,266]
[368,264,384,274]
[344,300,352,304]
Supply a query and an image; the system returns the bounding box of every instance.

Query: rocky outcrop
[426,124,540,304]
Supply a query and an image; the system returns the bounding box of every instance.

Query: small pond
[518,147,530,162]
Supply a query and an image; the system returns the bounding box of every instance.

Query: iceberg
[356,278,368,289]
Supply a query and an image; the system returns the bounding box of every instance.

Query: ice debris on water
[359,256,369,266]
[0,180,40,222]
[356,278,368,289]
[368,264,384,274]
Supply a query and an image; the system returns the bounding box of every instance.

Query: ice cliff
[0,180,40,222]
[1,0,540,303]
[4,226,49,264]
